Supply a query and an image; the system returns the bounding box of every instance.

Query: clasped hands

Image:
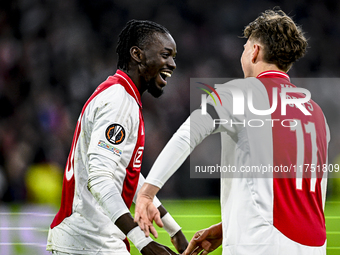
[135,190,222,255]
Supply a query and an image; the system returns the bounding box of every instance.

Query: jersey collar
[114,70,142,108]
[256,70,290,82]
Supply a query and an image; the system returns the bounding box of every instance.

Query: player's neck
[253,63,285,77]
[119,68,146,96]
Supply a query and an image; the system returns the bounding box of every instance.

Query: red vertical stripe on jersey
[51,70,142,228]
[122,110,144,208]
[260,74,327,246]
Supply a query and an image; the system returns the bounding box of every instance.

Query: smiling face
[139,32,177,98]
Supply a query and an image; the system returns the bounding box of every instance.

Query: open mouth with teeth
[159,71,172,85]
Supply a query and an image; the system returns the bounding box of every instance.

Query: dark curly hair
[116,20,170,71]
[243,9,308,72]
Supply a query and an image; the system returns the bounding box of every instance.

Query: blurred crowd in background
[1,0,340,207]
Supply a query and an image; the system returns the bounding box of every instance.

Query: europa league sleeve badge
[105,124,126,145]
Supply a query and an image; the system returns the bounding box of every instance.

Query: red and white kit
[146,71,329,255]
[47,70,160,255]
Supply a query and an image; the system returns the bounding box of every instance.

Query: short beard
[147,82,164,98]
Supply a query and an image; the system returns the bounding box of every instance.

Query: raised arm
[135,110,216,237]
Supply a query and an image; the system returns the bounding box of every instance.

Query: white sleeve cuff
[127,226,153,252]
[162,213,181,237]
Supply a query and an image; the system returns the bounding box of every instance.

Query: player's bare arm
[183,223,223,255]
[140,241,179,255]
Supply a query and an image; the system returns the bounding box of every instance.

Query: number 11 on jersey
[290,120,318,192]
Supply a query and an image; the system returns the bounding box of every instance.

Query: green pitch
[129,200,340,255]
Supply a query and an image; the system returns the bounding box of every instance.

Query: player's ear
[251,44,261,64]
[130,46,143,64]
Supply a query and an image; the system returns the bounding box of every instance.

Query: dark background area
[1,0,340,205]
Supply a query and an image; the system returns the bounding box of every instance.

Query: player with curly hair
[135,9,329,255]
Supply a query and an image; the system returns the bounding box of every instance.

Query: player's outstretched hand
[135,184,163,238]
[183,223,223,255]
[171,230,188,253]
[141,241,179,255]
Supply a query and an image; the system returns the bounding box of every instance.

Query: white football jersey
[212,71,329,254]
[47,70,146,254]
[146,70,329,255]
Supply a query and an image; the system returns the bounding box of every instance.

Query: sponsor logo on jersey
[105,124,126,145]
[98,140,122,156]
[133,146,144,168]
